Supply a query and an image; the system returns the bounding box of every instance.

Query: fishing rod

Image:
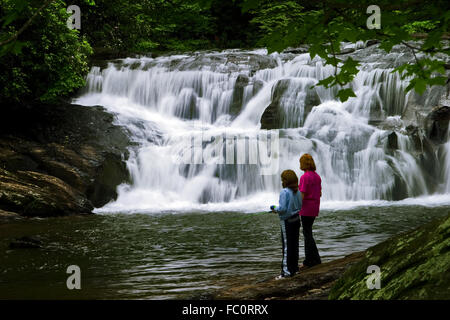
[246,210,275,217]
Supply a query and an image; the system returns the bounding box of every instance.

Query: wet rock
[253,80,264,96]
[425,106,450,144]
[0,102,132,217]
[9,236,42,249]
[210,213,450,300]
[387,132,398,150]
[379,116,404,132]
[248,54,278,73]
[337,47,356,55]
[283,46,310,54]
[260,79,291,129]
[175,89,199,119]
[86,153,130,207]
[210,252,365,300]
[368,98,384,124]
[330,213,450,299]
[0,208,20,218]
[391,172,409,201]
[261,79,321,129]
[304,87,321,121]
[0,168,93,217]
[260,101,281,130]
[230,74,249,116]
[365,39,380,47]
[406,125,422,151]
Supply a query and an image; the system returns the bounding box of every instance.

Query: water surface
[1,204,448,299]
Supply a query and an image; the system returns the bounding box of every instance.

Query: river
[1,43,449,299]
[1,204,449,299]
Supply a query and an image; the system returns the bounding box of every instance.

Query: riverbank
[210,212,450,300]
[209,251,365,300]
[1,207,448,299]
[0,101,132,217]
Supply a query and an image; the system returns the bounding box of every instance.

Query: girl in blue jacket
[271,170,302,279]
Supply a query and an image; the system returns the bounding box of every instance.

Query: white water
[73,47,450,213]
[443,126,450,193]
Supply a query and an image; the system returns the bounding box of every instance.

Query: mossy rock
[329,213,450,299]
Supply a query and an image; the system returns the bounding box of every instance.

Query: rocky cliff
[0,101,132,217]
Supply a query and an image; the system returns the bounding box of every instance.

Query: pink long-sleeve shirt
[298,170,321,217]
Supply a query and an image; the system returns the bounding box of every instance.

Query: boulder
[0,208,20,218]
[282,45,310,54]
[337,47,356,55]
[175,89,199,119]
[230,74,249,116]
[304,87,321,122]
[329,213,450,299]
[260,79,291,129]
[252,79,264,96]
[0,101,132,217]
[365,39,380,47]
[261,79,321,129]
[425,106,450,144]
[0,168,93,217]
[368,98,384,125]
[248,54,279,73]
[387,132,398,150]
[260,100,282,130]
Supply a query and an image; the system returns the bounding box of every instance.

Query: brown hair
[281,170,299,193]
[300,153,316,171]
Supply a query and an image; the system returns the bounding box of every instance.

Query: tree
[249,0,304,47]
[0,0,93,104]
[242,0,450,101]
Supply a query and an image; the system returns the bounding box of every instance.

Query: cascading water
[442,125,450,193]
[73,45,450,213]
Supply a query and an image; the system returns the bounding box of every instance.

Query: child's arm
[272,189,288,214]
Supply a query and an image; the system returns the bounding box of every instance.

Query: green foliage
[394,57,447,94]
[249,0,304,37]
[249,1,306,52]
[0,0,93,104]
[329,213,450,299]
[78,0,218,53]
[1,0,449,104]
[134,40,160,53]
[403,20,440,34]
[241,0,450,101]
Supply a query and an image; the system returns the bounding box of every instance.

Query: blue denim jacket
[275,188,302,221]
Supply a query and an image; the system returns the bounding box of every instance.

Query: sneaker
[274,275,285,280]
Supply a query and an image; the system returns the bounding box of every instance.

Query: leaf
[241,0,261,13]
[422,28,443,51]
[2,12,19,28]
[413,78,427,95]
[337,88,356,102]
[427,76,447,87]
[316,76,335,88]
[379,40,395,53]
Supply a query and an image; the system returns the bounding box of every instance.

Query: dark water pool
[1,205,449,299]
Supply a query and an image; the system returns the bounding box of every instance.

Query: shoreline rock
[209,213,450,300]
[208,252,365,300]
[330,212,450,300]
[0,101,132,217]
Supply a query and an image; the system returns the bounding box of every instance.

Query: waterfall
[443,126,450,193]
[73,46,450,213]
